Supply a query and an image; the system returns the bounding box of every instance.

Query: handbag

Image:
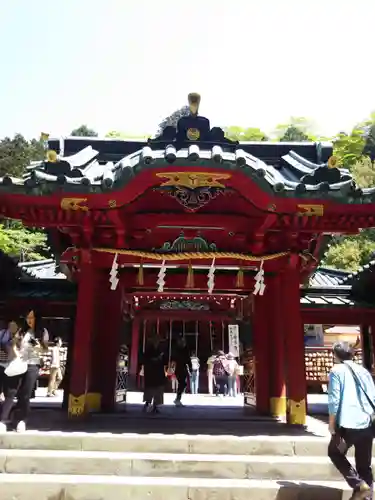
[5,357,28,377]
[345,363,375,433]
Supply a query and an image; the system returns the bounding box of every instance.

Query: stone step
[0,474,355,500]
[0,449,356,481]
[0,431,362,457]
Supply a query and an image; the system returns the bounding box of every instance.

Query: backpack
[213,357,227,377]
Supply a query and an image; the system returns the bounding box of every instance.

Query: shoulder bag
[345,363,375,434]
[4,356,28,377]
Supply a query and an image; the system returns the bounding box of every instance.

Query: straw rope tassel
[236,268,244,288]
[186,261,194,288]
[137,261,144,285]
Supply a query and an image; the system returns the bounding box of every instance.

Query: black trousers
[328,426,373,496]
[176,371,187,400]
[0,372,23,423]
[14,365,39,423]
[215,375,228,395]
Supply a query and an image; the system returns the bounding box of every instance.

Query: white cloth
[191,357,200,371]
[20,329,48,365]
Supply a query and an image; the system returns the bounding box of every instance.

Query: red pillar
[129,317,140,377]
[94,284,123,412]
[252,293,270,414]
[68,253,97,417]
[282,267,307,425]
[268,275,286,419]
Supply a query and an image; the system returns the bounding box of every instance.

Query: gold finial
[46,150,57,163]
[327,156,338,169]
[188,92,201,115]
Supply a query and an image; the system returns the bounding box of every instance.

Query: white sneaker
[0,422,7,433]
[174,399,183,407]
[16,421,26,433]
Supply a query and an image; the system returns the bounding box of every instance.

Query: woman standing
[213,351,229,396]
[226,353,239,397]
[0,320,25,432]
[15,310,49,432]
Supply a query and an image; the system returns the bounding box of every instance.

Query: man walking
[172,337,191,407]
[328,342,375,500]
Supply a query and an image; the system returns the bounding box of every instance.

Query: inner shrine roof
[18,259,66,280]
[1,137,375,204]
[308,267,350,287]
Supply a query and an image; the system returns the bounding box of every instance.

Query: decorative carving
[327,156,338,169]
[61,198,88,211]
[155,185,228,211]
[297,204,324,217]
[68,394,86,417]
[155,232,217,253]
[156,171,231,189]
[160,300,209,311]
[187,128,200,141]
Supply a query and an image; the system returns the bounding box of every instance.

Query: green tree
[351,157,375,188]
[0,222,47,261]
[274,117,316,142]
[323,235,375,271]
[0,134,33,177]
[157,106,190,135]
[224,126,268,141]
[332,128,365,169]
[70,125,98,137]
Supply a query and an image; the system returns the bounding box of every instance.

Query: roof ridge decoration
[2,92,375,204]
[154,232,218,253]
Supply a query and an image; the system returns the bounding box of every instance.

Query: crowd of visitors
[0,310,63,433]
[140,334,241,413]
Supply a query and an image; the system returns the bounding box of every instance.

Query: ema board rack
[305,347,362,384]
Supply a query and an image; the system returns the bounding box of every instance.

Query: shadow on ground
[276,481,346,500]
[26,406,325,436]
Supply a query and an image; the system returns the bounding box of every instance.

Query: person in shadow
[172,336,192,407]
[141,336,166,414]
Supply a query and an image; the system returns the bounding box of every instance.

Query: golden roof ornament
[186,93,201,140]
[188,92,201,116]
[46,150,57,163]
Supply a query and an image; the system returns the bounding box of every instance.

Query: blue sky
[0,0,374,139]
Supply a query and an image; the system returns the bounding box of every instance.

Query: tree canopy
[70,125,98,137]
[157,106,190,135]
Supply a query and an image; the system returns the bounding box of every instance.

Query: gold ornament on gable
[156,171,231,189]
[60,198,89,212]
[296,204,324,217]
